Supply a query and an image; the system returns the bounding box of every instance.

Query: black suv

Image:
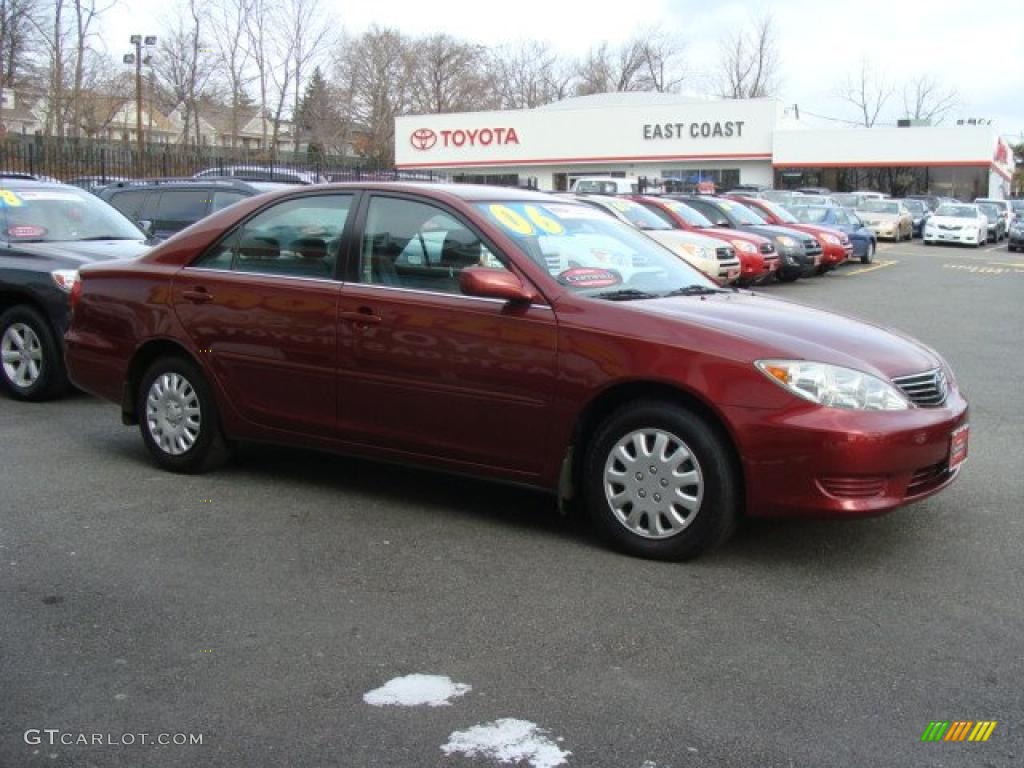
[97,178,291,242]
[0,177,149,400]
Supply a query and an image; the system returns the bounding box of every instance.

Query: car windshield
[790,206,830,224]
[901,200,926,214]
[860,200,899,214]
[979,204,1000,219]
[756,200,798,223]
[661,200,714,227]
[474,201,717,297]
[833,194,860,207]
[589,197,673,230]
[1,185,144,242]
[935,205,977,217]
[709,198,766,225]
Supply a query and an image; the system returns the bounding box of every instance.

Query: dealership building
[395,93,1016,199]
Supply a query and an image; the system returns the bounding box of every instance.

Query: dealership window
[774,165,988,199]
[661,168,740,193]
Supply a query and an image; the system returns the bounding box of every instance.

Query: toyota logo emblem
[410,128,437,151]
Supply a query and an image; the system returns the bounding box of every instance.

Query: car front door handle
[182,288,214,304]
[340,309,382,325]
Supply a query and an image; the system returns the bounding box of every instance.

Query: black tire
[0,305,69,401]
[861,241,875,264]
[583,400,740,561]
[137,356,229,473]
[776,267,800,283]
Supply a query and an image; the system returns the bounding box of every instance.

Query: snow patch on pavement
[362,674,471,707]
[442,718,570,767]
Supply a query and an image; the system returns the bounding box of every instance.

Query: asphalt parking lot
[2,237,1022,768]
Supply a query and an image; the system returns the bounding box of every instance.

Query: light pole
[124,34,157,175]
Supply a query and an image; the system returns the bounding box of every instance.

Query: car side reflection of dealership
[395,93,1015,199]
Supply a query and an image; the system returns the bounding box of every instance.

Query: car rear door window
[360,196,504,294]
[107,190,149,222]
[154,190,210,234]
[193,194,353,279]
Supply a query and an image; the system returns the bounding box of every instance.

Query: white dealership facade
[395,93,1015,199]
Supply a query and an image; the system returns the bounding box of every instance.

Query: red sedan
[65,184,968,561]
[730,196,853,270]
[628,195,779,283]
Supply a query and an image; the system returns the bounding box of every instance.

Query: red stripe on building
[397,152,774,169]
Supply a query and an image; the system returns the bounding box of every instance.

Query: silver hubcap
[146,372,201,456]
[603,428,704,540]
[2,323,43,389]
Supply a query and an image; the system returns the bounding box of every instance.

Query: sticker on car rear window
[7,225,46,238]
[15,190,82,202]
[0,189,23,206]
[556,267,621,288]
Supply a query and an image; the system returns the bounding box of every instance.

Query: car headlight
[821,234,840,245]
[731,239,756,253]
[755,360,911,410]
[776,236,797,247]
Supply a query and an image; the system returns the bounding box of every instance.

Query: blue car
[788,205,878,263]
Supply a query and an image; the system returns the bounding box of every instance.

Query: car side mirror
[460,267,537,303]
[137,220,154,237]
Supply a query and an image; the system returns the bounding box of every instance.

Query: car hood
[858,212,900,223]
[739,224,816,243]
[628,291,941,378]
[11,239,150,265]
[928,215,978,227]
[774,222,844,242]
[645,229,728,250]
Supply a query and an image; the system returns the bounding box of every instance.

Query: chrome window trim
[184,266,340,285]
[351,281,553,310]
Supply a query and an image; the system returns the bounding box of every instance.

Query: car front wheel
[584,401,739,561]
[137,356,229,473]
[861,241,875,264]
[0,305,69,401]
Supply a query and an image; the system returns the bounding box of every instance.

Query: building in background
[395,93,1015,199]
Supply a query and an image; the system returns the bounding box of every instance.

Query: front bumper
[822,242,851,266]
[724,389,969,518]
[924,229,979,244]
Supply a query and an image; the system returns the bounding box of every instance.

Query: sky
[101,0,1024,140]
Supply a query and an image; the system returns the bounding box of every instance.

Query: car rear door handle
[340,309,382,325]
[182,288,214,304]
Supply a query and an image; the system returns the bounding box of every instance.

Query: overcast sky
[104,0,1024,139]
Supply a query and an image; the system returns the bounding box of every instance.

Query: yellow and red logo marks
[920,720,997,742]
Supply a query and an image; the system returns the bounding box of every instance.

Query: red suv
[65,184,968,561]
[629,195,779,284]
[730,196,853,270]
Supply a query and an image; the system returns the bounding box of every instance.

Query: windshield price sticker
[8,225,46,238]
[488,204,566,236]
[557,267,621,288]
[0,189,23,206]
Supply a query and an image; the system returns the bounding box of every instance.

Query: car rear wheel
[0,305,69,401]
[137,356,229,473]
[861,241,875,264]
[583,401,739,561]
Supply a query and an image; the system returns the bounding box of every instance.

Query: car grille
[891,369,948,407]
[715,246,736,262]
[939,224,962,231]
[802,238,822,256]
[759,242,775,254]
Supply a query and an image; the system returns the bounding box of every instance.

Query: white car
[923,203,989,247]
[568,194,742,283]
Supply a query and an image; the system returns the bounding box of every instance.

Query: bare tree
[69,0,112,137]
[716,12,779,99]
[153,0,217,144]
[0,0,39,88]
[283,0,332,153]
[407,33,489,114]
[839,58,894,127]
[901,74,958,125]
[574,31,687,96]
[488,40,573,109]
[333,25,411,164]
[243,0,271,149]
[209,0,253,148]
